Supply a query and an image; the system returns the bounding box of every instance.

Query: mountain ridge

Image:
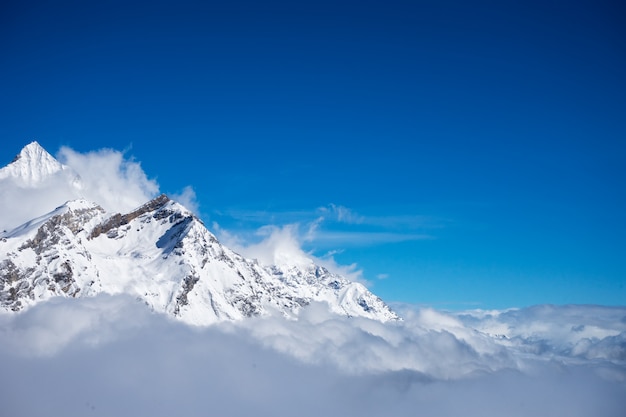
[0,143,399,325]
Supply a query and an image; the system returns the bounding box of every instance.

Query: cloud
[212,205,432,285]
[0,145,198,231]
[0,297,625,417]
[308,230,432,246]
[57,146,159,213]
[228,224,313,268]
[316,204,446,231]
[0,146,159,231]
[455,304,626,362]
[205,202,442,290]
[318,204,365,224]
[315,205,444,230]
[212,204,436,275]
[215,208,315,225]
[217,223,368,284]
[315,252,366,284]
[232,303,512,377]
[0,171,77,232]
[215,205,440,240]
[0,295,152,357]
[170,185,199,215]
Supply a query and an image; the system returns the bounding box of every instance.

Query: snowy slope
[0,144,398,325]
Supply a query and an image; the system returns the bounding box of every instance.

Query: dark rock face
[0,202,107,311]
[90,194,170,239]
[0,259,29,311]
[174,275,200,315]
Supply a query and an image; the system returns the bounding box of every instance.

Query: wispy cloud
[317,204,365,224]
[214,205,439,247]
[170,185,200,215]
[216,205,444,231]
[213,208,316,225]
[218,223,367,283]
[213,212,431,285]
[212,204,438,284]
[309,230,432,246]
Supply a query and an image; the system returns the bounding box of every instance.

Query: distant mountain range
[0,142,398,325]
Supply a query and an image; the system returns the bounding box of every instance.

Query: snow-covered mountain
[0,143,398,325]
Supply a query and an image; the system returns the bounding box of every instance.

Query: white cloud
[455,304,626,362]
[57,146,159,213]
[216,223,368,284]
[0,173,76,232]
[316,204,443,230]
[217,205,439,240]
[0,145,199,232]
[225,224,318,268]
[316,253,366,285]
[318,204,365,224]
[0,296,624,417]
[308,230,432,246]
[212,205,432,286]
[0,295,151,357]
[210,204,435,286]
[170,185,199,215]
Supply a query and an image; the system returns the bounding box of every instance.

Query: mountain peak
[0,144,399,324]
[14,141,57,166]
[0,141,67,186]
[21,140,46,153]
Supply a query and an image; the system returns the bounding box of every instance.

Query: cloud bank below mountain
[1,296,624,417]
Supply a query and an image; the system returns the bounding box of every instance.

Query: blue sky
[1,0,625,309]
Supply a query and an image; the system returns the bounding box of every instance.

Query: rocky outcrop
[89,194,170,239]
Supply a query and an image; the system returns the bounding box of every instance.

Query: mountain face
[0,143,398,325]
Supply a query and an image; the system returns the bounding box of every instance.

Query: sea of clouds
[0,295,624,417]
[1,144,624,416]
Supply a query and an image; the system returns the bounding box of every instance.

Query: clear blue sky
[1,0,625,309]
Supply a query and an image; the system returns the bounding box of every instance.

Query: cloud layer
[1,296,624,417]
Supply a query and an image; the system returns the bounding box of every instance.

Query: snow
[1,204,69,239]
[1,160,398,324]
[0,141,75,186]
